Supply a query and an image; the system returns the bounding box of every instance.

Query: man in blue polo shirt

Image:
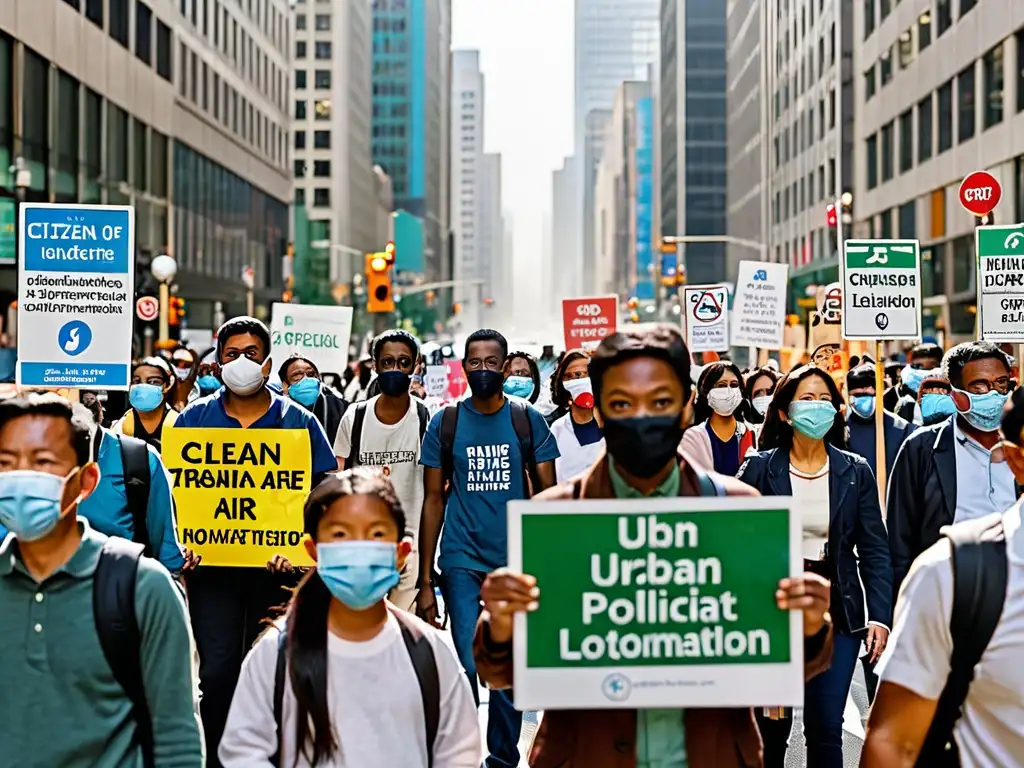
[172,315,337,766]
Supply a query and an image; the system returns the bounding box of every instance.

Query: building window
[156,21,172,80]
[899,109,913,173]
[85,0,103,27]
[866,133,878,190]
[295,70,306,89]
[918,94,933,162]
[136,2,153,65]
[313,188,330,207]
[295,131,305,149]
[313,130,330,149]
[958,64,975,144]
[295,41,306,59]
[864,66,876,100]
[315,42,331,59]
[1019,30,1024,113]
[293,159,305,178]
[937,0,952,36]
[938,80,953,152]
[106,104,129,188]
[295,100,306,119]
[879,209,893,238]
[879,0,890,20]
[919,10,932,51]
[881,121,894,181]
[294,188,305,206]
[880,45,893,86]
[898,201,916,240]
[295,13,306,30]
[313,160,330,177]
[828,89,836,128]
[21,48,48,190]
[132,118,147,191]
[315,14,330,30]
[54,70,79,201]
[110,0,130,46]
[83,89,102,203]
[314,69,330,89]
[314,99,331,119]
[898,27,914,69]
[863,0,875,38]
[952,235,974,293]
[960,0,976,16]
[984,43,1004,129]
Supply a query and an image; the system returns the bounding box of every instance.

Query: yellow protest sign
[162,427,314,567]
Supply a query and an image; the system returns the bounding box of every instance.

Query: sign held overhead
[731,261,789,350]
[976,224,1024,343]
[562,296,618,350]
[683,284,730,353]
[841,240,922,341]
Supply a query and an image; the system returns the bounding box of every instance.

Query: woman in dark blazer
[737,364,892,768]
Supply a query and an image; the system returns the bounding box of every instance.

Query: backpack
[94,428,153,556]
[439,400,539,497]
[348,399,429,468]
[916,512,1009,767]
[93,537,153,767]
[271,609,440,767]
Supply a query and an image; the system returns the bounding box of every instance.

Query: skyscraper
[451,50,485,322]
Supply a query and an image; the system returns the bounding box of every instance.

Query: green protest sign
[508,497,803,710]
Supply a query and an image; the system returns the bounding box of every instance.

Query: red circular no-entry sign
[959,171,1002,217]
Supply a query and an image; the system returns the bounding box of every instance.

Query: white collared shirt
[953,420,1016,524]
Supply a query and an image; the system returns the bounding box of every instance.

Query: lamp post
[150,254,177,344]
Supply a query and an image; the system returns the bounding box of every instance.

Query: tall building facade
[574,0,659,296]
[371,0,450,283]
[594,81,654,299]
[451,49,483,321]
[292,0,377,285]
[767,0,852,305]
[855,0,1024,344]
[550,155,579,313]
[660,0,729,286]
[478,152,503,307]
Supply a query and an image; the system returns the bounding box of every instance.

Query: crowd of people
[1,315,1022,768]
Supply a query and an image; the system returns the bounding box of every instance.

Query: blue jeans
[803,629,862,766]
[441,566,522,768]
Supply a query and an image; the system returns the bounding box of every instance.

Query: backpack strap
[271,627,287,768]
[118,434,153,556]
[919,513,1008,764]
[509,400,540,496]
[416,401,430,442]
[694,468,725,497]
[93,538,153,768]
[439,405,460,497]
[348,403,368,468]
[393,611,440,767]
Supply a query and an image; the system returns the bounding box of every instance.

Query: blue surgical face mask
[850,395,875,420]
[0,468,81,542]
[197,374,221,394]
[129,383,165,413]
[288,377,321,408]
[316,541,400,610]
[957,389,1008,433]
[920,392,956,424]
[788,400,837,441]
[900,365,931,393]
[503,375,535,400]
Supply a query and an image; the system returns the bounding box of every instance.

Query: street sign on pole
[17,203,134,389]
[841,239,922,341]
[959,171,1002,218]
[976,223,1024,343]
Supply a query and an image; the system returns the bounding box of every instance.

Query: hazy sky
[452,0,574,328]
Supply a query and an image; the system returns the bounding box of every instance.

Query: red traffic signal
[826,204,837,228]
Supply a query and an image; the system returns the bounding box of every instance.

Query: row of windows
[865,32,1024,190]
[864,0,968,44]
[863,3,959,99]
[295,70,331,90]
[773,90,837,167]
[179,42,288,169]
[293,159,330,177]
[773,31,835,123]
[292,187,331,208]
[774,0,830,69]
[60,0,173,82]
[294,99,332,120]
[294,130,331,150]
[294,13,332,32]
[772,159,838,224]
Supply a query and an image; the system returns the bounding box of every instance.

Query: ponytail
[286,570,337,766]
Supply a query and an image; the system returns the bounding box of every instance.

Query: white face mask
[172,367,191,381]
[707,387,743,416]
[220,356,266,396]
[564,377,594,407]
[752,394,773,416]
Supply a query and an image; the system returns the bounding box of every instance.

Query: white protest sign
[270,303,353,374]
[841,240,922,341]
[976,224,1024,342]
[683,284,730,353]
[424,365,448,398]
[731,261,789,350]
[18,203,135,389]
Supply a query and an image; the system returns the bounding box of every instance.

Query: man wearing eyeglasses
[887,341,1020,603]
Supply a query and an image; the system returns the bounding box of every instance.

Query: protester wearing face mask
[0,394,203,766]
[169,346,200,409]
[279,354,349,445]
[744,366,779,428]
[218,469,481,766]
[501,351,541,404]
[739,365,892,768]
[917,375,956,426]
[885,342,943,422]
[171,316,338,767]
[887,341,1020,605]
[113,357,180,450]
[474,326,835,767]
[680,362,756,475]
[195,347,222,396]
[844,364,914,482]
[548,349,604,483]
[417,329,559,768]
[334,330,429,612]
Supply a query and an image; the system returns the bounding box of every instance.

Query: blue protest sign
[17,204,135,389]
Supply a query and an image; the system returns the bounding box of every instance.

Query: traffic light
[168,296,186,326]
[826,204,838,228]
[366,244,395,313]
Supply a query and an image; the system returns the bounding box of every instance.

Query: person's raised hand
[776,573,830,637]
[481,568,539,644]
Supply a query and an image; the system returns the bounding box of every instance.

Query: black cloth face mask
[602,414,684,479]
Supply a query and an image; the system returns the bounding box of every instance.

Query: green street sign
[507,497,802,710]
[976,224,1024,342]
[841,239,922,341]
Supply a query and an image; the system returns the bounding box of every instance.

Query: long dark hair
[692,361,744,425]
[286,470,406,766]
[503,352,541,404]
[758,365,848,451]
[550,349,590,410]
[742,366,780,424]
